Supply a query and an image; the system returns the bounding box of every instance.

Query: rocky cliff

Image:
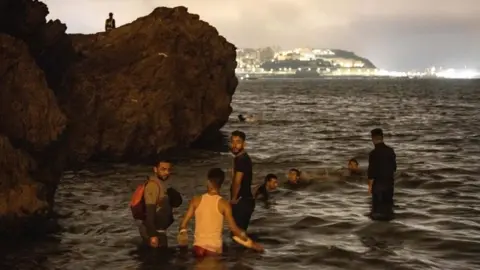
[0,0,237,236]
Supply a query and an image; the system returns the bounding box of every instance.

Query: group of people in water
[131,127,397,258]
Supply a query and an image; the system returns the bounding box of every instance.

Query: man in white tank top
[178,168,263,257]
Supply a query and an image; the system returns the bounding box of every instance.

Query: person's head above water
[153,159,172,181]
[238,114,246,122]
[287,168,301,184]
[230,130,246,155]
[109,12,113,18]
[370,128,384,145]
[207,168,225,190]
[264,173,279,191]
[348,158,359,171]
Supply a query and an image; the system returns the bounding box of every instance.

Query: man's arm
[179,197,197,231]
[112,19,116,28]
[105,19,108,31]
[220,199,246,239]
[367,151,374,193]
[231,172,243,201]
[144,181,163,237]
[232,157,248,200]
[392,151,397,172]
[220,199,264,252]
[252,184,260,199]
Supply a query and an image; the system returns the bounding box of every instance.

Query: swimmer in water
[346,158,365,177]
[307,158,366,180]
[238,114,247,122]
[253,174,279,201]
[285,168,311,188]
[237,114,258,123]
[177,168,263,257]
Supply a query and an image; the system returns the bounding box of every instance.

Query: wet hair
[264,173,278,183]
[289,168,301,176]
[370,128,384,138]
[155,158,172,167]
[207,168,225,188]
[231,130,246,141]
[349,158,359,165]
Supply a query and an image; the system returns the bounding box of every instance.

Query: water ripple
[2,79,480,270]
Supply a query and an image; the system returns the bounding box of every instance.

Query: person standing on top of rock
[105,12,116,32]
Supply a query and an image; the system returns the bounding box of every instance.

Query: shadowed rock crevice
[0,0,237,236]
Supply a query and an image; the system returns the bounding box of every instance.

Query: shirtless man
[178,168,263,256]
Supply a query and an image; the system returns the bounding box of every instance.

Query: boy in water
[253,174,279,201]
[285,168,311,188]
[347,158,364,177]
[178,168,263,257]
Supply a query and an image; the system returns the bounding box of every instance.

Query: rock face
[0,0,237,235]
[64,6,237,162]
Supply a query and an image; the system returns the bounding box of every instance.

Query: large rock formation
[0,0,237,236]
[63,7,237,162]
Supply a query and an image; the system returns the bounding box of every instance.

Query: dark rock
[0,34,66,231]
[0,0,77,94]
[63,5,237,162]
[0,0,237,236]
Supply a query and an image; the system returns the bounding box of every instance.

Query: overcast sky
[43,0,479,71]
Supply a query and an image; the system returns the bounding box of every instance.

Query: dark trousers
[371,187,394,220]
[231,198,255,231]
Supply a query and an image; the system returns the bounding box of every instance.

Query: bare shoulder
[218,198,230,211]
[218,197,228,206]
[191,195,202,206]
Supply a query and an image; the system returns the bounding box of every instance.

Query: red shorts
[193,245,220,257]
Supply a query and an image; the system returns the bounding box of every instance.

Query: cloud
[42,0,480,70]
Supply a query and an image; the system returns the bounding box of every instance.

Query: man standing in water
[140,159,181,248]
[229,130,255,232]
[177,168,263,256]
[367,128,397,220]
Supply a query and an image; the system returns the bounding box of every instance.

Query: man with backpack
[130,159,182,248]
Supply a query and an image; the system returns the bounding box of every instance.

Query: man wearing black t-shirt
[368,128,397,221]
[229,130,255,231]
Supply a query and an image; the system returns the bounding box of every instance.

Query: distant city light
[435,69,479,79]
[235,47,479,80]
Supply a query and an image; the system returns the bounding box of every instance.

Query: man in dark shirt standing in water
[367,128,397,221]
[230,130,255,231]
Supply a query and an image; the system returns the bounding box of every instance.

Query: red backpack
[129,179,161,220]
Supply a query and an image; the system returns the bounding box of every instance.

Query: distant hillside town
[235,47,479,79]
[236,47,377,78]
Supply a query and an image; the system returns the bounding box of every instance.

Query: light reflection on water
[2,79,480,270]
